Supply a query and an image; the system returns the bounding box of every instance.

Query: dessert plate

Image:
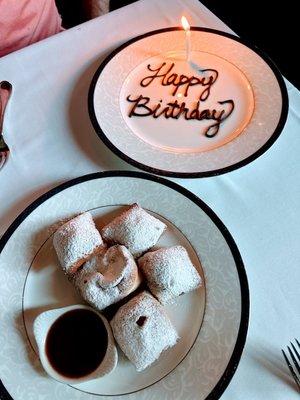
[89,27,288,177]
[0,171,249,399]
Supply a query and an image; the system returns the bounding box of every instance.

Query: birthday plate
[89,27,288,177]
[0,171,249,400]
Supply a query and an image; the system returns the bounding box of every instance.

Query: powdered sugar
[138,246,202,305]
[101,204,166,258]
[73,245,141,310]
[52,206,201,373]
[111,291,179,371]
[53,212,104,275]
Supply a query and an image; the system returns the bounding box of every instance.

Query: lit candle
[181,16,191,62]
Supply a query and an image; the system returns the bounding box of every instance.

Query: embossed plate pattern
[0,171,249,399]
[89,28,288,177]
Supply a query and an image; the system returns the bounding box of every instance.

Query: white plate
[89,27,288,177]
[0,171,249,399]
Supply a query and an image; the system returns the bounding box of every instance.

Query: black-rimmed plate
[0,171,249,399]
[89,27,288,178]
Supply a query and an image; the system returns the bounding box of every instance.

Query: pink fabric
[0,0,63,57]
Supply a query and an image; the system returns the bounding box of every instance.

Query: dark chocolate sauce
[140,62,219,101]
[126,95,235,137]
[126,61,235,138]
[46,309,108,378]
[136,316,147,326]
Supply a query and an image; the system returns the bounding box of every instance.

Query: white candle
[181,16,191,62]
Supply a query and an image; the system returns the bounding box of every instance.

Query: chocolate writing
[126,62,235,138]
[140,62,218,101]
[127,95,234,138]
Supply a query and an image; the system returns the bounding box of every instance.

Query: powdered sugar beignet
[73,245,141,311]
[138,246,202,304]
[101,204,166,258]
[53,212,104,275]
[111,291,178,371]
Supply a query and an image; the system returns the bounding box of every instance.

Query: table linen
[0,0,299,398]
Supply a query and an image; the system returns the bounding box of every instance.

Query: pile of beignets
[53,203,202,371]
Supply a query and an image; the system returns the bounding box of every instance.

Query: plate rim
[0,170,250,399]
[88,27,289,178]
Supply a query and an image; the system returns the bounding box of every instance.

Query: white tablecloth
[1,0,299,398]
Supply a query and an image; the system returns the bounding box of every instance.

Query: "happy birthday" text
[126,61,235,138]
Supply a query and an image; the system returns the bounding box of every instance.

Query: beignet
[101,204,166,258]
[111,291,178,371]
[73,245,141,310]
[138,246,202,304]
[53,212,104,275]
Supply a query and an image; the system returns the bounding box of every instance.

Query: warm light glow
[181,16,190,32]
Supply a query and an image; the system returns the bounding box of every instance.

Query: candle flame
[181,16,190,32]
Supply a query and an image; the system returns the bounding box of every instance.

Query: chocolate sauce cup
[33,304,118,384]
